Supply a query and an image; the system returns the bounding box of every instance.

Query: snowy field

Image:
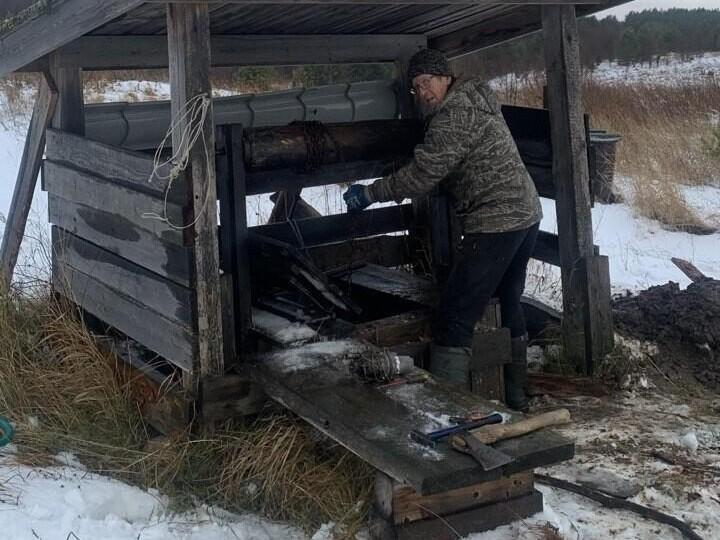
[1,54,720,539]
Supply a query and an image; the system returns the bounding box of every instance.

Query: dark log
[243,119,423,172]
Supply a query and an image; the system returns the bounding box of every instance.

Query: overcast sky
[596,0,720,19]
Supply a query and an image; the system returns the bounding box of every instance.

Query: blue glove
[343,184,374,212]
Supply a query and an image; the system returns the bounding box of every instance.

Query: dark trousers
[435,223,539,347]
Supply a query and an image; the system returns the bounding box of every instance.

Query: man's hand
[343,184,374,212]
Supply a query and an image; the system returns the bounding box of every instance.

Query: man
[343,49,542,411]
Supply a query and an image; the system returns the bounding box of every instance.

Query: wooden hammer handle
[453,409,571,448]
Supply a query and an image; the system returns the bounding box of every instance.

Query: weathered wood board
[251,204,414,247]
[44,128,180,202]
[43,159,185,240]
[53,228,193,327]
[334,263,437,307]
[48,195,193,287]
[253,340,574,495]
[52,229,194,371]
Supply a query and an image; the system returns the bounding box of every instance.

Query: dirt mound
[613,279,720,390]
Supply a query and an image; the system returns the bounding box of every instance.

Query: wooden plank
[43,160,185,242]
[586,254,614,369]
[470,326,510,401]
[215,129,239,365]
[393,471,533,525]
[0,71,57,285]
[308,235,411,271]
[44,128,179,202]
[254,347,574,495]
[0,0,144,77]
[53,244,194,371]
[29,34,426,71]
[542,5,599,374]
[50,53,84,135]
[167,2,224,382]
[395,490,543,540]
[251,204,413,247]
[53,228,193,327]
[337,263,436,307]
[48,195,193,287]
[229,126,253,355]
[671,257,709,282]
[245,160,390,196]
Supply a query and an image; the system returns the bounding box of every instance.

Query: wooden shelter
[0,0,624,536]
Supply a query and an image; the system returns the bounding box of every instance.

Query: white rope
[142,93,213,230]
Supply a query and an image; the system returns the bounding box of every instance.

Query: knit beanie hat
[407,49,453,83]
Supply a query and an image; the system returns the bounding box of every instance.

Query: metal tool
[456,431,515,471]
[410,412,503,447]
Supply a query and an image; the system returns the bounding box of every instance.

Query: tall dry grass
[0,286,373,536]
[497,76,720,233]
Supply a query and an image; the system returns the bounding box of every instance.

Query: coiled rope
[142,93,213,230]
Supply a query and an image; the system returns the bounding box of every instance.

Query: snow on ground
[588,52,720,86]
[488,51,720,89]
[0,450,307,540]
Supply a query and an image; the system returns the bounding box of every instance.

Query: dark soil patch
[613,279,720,392]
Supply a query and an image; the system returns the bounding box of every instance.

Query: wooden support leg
[542,5,613,374]
[0,72,57,285]
[167,3,224,389]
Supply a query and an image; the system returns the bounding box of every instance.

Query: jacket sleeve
[370,104,478,203]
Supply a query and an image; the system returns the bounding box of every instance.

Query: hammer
[410,412,503,447]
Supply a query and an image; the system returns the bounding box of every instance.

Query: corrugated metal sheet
[85,79,399,150]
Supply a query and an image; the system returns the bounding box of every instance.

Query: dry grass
[497,76,720,232]
[0,286,374,535]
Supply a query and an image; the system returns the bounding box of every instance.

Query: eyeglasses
[409,75,436,95]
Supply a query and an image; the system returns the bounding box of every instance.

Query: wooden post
[167,3,224,387]
[542,5,613,374]
[0,72,57,286]
[49,54,85,135]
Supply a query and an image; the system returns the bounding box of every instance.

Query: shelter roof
[0,0,626,77]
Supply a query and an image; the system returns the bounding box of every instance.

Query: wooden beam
[250,204,414,247]
[24,34,427,71]
[0,72,57,285]
[0,0,144,77]
[542,5,612,374]
[167,3,224,386]
[49,53,85,135]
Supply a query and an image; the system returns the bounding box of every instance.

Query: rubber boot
[504,335,529,412]
[429,345,472,387]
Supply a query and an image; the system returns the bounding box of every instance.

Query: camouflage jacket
[369,78,542,234]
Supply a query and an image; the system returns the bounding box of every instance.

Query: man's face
[411,74,452,115]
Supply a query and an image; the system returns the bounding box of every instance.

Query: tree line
[464,8,720,79]
[225,8,720,90]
